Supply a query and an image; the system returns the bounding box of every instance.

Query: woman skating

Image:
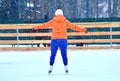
[34,9,87,74]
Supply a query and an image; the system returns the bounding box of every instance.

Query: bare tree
[0,0,120,22]
[116,0,120,17]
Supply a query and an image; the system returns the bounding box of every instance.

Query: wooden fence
[0,22,120,50]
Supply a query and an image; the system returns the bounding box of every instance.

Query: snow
[0,49,120,81]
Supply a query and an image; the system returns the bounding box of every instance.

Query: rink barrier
[0,22,120,50]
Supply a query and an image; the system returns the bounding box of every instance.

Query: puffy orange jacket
[34,15,87,39]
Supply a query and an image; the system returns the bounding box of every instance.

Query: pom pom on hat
[55,9,63,15]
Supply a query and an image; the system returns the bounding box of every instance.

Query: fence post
[16,28,19,48]
[110,22,112,47]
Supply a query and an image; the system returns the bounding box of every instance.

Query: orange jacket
[34,15,87,39]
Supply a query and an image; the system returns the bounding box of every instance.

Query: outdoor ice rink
[0,49,120,81]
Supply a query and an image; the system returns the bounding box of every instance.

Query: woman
[34,9,87,74]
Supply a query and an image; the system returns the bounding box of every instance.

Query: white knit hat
[55,9,63,15]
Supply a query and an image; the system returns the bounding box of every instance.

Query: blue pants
[50,39,68,66]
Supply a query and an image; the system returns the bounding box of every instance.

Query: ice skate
[64,66,68,74]
[48,66,53,74]
[65,70,68,74]
[48,70,52,74]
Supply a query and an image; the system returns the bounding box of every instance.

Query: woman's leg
[49,39,59,66]
[59,39,68,65]
[59,39,68,73]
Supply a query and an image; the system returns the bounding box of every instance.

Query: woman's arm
[66,20,87,33]
[34,20,52,30]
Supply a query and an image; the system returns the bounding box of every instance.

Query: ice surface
[0,49,120,81]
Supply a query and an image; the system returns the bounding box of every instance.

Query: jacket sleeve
[34,20,52,30]
[66,20,87,32]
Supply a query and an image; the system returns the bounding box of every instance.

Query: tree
[0,0,11,19]
[116,0,120,17]
[10,0,19,18]
[0,0,19,19]
[0,0,120,23]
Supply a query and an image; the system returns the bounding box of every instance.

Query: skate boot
[48,70,52,74]
[64,66,68,74]
[48,66,53,74]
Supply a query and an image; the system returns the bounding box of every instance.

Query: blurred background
[0,0,120,24]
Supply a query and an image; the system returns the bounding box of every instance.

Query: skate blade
[48,70,52,74]
[65,70,68,74]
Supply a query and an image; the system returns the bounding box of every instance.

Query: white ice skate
[48,66,53,74]
[64,66,68,74]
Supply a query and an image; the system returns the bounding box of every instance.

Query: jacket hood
[53,15,66,23]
